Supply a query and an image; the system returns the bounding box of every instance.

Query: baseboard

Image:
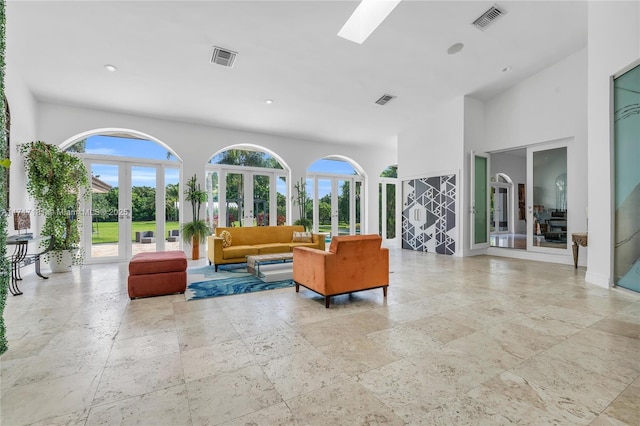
[585,271,612,289]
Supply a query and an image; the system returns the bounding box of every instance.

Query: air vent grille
[375,94,396,105]
[210,46,237,68]
[472,4,507,30]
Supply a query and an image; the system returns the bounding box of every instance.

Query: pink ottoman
[128,251,187,299]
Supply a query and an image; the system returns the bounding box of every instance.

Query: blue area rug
[186,264,294,301]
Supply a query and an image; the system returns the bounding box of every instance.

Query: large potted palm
[181,174,208,260]
[19,141,90,272]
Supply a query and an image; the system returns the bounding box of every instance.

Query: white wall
[466,48,588,265]
[4,71,39,231]
[30,102,396,242]
[398,97,464,180]
[587,1,640,288]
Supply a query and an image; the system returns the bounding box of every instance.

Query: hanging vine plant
[0,0,9,355]
[18,141,90,268]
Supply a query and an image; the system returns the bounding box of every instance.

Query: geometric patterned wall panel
[402,174,457,255]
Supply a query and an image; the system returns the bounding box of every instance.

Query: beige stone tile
[224,309,294,338]
[187,365,281,425]
[287,378,403,425]
[177,317,241,351]
[405,315,477,344]
[543,329,640,384]
[0,332,55,361]
[366,324,444,357]
[242,329,315,364]
[318,334,404,376]
[181,338,255,382]
[438,300,527,331]
[93,353,184,405]
[596,377,640,425]
[510,354,630,417]
[592,318,640,340]
[482,320,565,359]
[106,329,180,367]
[467,383,570,425]
[480,371,598,425]
[29,410,89,426]
[86,384,191,426]
[221,402,298,426]
[0,369,101,425]
[445,330,525,371]
[261,349,350,400]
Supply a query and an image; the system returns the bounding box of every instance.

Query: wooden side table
[572,233,588,269]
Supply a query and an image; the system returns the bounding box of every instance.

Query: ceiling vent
[472,4,507,31]
[375,94,396,106]
[210,46,237,68]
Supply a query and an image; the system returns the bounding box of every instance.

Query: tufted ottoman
[128,251,187,299]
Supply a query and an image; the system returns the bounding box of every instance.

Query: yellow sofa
[207,225,325,271]
[292,234,389,308]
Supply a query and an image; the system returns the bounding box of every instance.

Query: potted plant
[18,141,90,272]
[292,178,312,231]
[181,174,208,260]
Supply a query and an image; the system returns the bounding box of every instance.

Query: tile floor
[1,247,639,425]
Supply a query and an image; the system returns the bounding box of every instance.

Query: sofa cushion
[292,231,312,243]
[255,243,290,255]
[220,230,232,248]
[222,245,259,259]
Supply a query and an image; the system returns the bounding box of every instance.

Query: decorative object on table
[18,141,91,272]
[181,174,209,260]
[13,211,30,234]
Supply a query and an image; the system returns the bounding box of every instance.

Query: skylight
[337,0,402,44]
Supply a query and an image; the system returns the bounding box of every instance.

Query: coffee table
[246,252,293,283]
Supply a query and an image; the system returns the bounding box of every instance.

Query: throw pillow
[219,230,232,248]
[292,231,313,243]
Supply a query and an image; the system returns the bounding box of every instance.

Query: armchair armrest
[207,235,224,266]
[293,247,336,293]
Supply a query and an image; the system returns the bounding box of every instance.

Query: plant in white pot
[19,141,90,272]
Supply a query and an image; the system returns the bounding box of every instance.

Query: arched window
[306,156,364,237]
[207,147,288,228]
[64,131,181,263]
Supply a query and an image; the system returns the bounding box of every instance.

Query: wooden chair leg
[383,286,388,297]
[295,282,300,292]
[325,296,330,308]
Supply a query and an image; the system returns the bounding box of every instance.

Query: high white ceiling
[7,1,587,147]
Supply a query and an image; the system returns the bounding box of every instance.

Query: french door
[379,179,397,242]
[470,151,490,250]
[310,174,363,237]
[207,166,286,228]
[83,158,178,263]
[490,183,511,233]
[526,142,569,254]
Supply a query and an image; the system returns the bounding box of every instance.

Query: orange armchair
[293,234,389,308]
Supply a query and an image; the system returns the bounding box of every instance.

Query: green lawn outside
[92,221,180,244]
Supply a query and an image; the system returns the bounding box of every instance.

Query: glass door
[379,180,397,241]
[211,168,283,227]
[84,160,172,263]
[87,162,125,261]
[527,144,569,253]
[613,61,640,292]
[491,184,510,233]
[470,151,490,249]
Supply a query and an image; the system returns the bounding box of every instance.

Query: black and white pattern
[402,175,457,255]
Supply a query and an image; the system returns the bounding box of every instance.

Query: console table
[6,235,52,295]
[571,232,588,269]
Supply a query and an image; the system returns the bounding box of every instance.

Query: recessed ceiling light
[447,43,464,55]
[338,0,402,44]
[265,99,274,105]
[502,66,512,73]
[104,64,117,72]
